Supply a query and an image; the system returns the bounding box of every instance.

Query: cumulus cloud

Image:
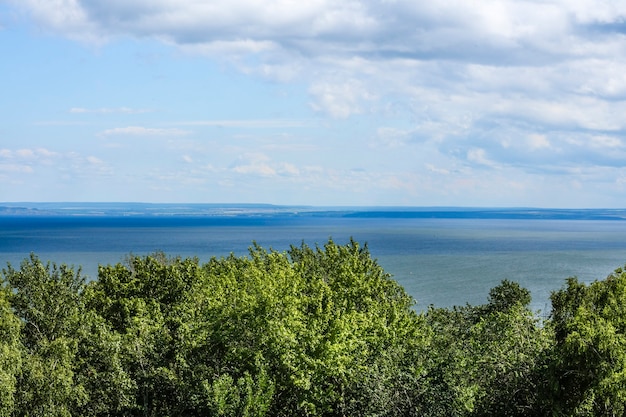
[10,0,626,182]
[13,1,625,57]
[13,1,624,64]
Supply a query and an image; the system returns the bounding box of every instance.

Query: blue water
[2,206,626,313]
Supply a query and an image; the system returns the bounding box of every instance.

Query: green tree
[85,253,202,416]
[2,254,135,416]
[549,266,626,416]
[2,255,87,416]
[4,243,580,416]
[423,280,552,417]
[72,311,136,416]
[0,287,22,417]
[286,239,429,417]
[481,279,531,315]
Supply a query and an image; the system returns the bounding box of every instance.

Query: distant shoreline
[1,203,625,221]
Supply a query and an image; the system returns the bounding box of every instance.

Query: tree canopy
[1,239,626,416]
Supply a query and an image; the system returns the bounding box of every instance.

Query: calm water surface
[2,215,626,312]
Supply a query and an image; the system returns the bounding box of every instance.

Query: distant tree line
[1,239,626,416]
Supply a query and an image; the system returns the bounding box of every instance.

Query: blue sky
[1,0,626,207]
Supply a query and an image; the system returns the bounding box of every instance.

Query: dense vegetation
[1,239,626,416]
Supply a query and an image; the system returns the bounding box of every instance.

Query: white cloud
[231,164,275,176]
[15,149,36,159]
[230,153,277,177]
[590,135,624,149]
[309,79,376,118]
[374,127,415,148]
[0,147,112,178]
[0,164,34,174]
[0,148,60,160]
[527,134,551,151]
[16,1,624,61]
[467,148,498,168]
[12,1,626,119]
[8,0,626,205]
[426,164,450,175]
[11,0,99,42]
[179,39,278,57]
[86,155,104,164]
[99,126,191,136]
[228,153,315,179]
[278,162,300,176]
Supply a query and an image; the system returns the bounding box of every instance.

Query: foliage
[83,240,426,416]
[2,255,87,416]
[422,280,552,417]
[549,267,626,416]
[0,287,21,417]
[3,243,626,416]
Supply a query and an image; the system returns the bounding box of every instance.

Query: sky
[1,1,626,207]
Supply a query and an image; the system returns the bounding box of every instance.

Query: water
[2,208,626,313]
